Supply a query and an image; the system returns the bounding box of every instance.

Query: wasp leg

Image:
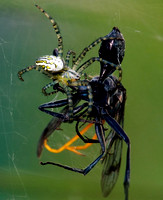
[37,114,65,158]
[40,116,106,175]
[39,95,92,122]
[39,99,86,122]
[39,99,69,120]
[102,108,130,200]
[44,138,84,156]
[75,121,99,143]
[69,133,97,150]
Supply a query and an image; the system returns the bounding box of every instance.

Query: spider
[37,29,130,200]
[17,4,123,120]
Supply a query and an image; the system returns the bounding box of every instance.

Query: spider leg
[42,80,59,96]
[82,80,93,114]
[43,84,85,121]
[77,57,122,82]
[102,108,130,200]
[69,80,93,114]
[18,65,35,81]
[64,87,74,121]
[40,116,106,175]
[73,35,118,70]
[65,50,76,66]
[18,65,43,81]
[53,83,65,93]
[17,64,54,82]
[35,5,63,57]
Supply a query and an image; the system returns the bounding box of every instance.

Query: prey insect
[37,28,130,200]
[17,5,122,120]
[38,75,130,200]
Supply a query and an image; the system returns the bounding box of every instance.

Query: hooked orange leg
[68,134,97,151]
[44,123,96,156]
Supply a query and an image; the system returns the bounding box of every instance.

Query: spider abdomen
[36,55,64,72]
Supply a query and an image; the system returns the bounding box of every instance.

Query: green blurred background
[0,0,162,199]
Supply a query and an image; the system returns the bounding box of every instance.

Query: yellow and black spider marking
[77,57,122,82]
[72,35,121,71]
[65,50,76,66]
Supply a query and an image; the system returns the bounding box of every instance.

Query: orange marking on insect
[44,123,95,155]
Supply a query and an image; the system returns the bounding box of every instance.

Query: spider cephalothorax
[18,4,123,120]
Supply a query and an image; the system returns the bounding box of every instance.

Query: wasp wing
[101,130,122,197]
[37,93,81,158]
[101,78,126,197]
[37,106,69,158]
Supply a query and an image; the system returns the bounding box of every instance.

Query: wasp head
[99,27,125,81]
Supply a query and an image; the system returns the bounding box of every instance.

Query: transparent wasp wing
[37,93,81,157]
[37,106,69,158]
[101,130,123,197]
[101,79,127,197]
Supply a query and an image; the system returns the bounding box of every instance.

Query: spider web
[0,2,101,199]
[1,0,162,200]
[0,36,28,199]
[0,21,29,199]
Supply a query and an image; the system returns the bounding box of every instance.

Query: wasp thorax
[36,55,64,72]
